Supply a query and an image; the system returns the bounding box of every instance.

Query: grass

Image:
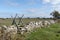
[0,18,42,26]
[25,23,60,40]
[0,18,60,40]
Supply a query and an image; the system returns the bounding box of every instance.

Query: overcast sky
[0,0,60,18]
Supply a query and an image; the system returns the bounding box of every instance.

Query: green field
[0,18,43,26]
[25,23,60,40]
[0,18,60,40]
[0,18,52,26]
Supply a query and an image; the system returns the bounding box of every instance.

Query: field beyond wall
[0,18,60,40]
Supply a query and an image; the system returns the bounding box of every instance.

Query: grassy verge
[25,23,60,40]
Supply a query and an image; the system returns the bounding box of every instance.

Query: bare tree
[11,14,17,25]
[18,14,24,26]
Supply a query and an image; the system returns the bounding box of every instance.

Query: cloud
[4,0,39,6]
[22,8,51,18]
[5,0,37,7]
[43,0,60,5]
[27,0,36,5]
[42,0,60,12]
[3,0,21,7]
[51,0,60,5]
[52,5,60,12]
[43,0,51,4]
[7,2,20,7]
[27,9,36,13]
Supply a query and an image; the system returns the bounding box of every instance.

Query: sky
[0,0,60,18]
